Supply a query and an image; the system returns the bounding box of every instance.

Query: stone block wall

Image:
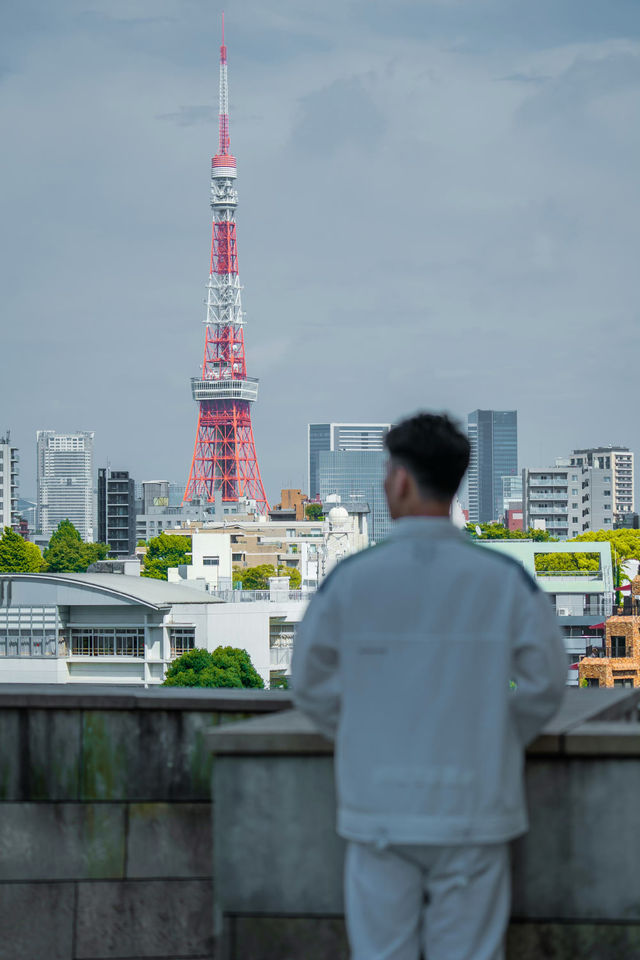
[0,686,291,960]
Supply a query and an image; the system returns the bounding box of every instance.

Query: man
[292,412,567,960]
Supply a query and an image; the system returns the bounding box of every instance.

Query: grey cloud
[156,105,216,126]
[293,76,385,153]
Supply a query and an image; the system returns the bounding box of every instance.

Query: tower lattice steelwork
[184,17,269,511]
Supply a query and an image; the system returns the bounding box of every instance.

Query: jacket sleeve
[291,578,341,741]
[510,580,567,746]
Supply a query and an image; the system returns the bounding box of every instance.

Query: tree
[232,563,302,590]
[305,503,323,521]
[163,646,264,688]
[278,565,302,589]
[534,552,600,574]
[0,528,46,572]
[142,533,191,580]
[43,519,109,573]
[465,523,555,542]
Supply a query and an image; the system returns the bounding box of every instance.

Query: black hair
[384,412,470,500]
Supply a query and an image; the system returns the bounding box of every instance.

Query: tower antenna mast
[183,16,269,512]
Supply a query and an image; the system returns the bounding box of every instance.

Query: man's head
[383,412,470,519]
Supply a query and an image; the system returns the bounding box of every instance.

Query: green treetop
[232,563,302,590]
[0,528,46,573]
[163,646,264,688]
[305,503,323,521]
[465,523,554,542]
[141,533,191,580]
[43,520,108,573]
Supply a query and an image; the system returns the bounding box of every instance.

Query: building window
[614,679,634,688]
[169,627,196,658]
[70,627,144,657]
[611,636,627,657]
[203,556,220,566]
[586,678,600,687]
[0,605,61,658]
[286,529,295,538]
[232,553,243,562]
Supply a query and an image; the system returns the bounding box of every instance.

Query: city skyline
[2,2,639,503]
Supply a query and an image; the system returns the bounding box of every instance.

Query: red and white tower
[183,17,269,512]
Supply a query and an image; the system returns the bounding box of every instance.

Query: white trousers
[344,840,510,960]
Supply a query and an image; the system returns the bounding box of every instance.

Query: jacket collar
[387,516,464,540]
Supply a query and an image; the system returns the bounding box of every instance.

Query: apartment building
[0,433,19,531]
[98,469,136,558]
[523,460,615,538]
[570,447,634,523]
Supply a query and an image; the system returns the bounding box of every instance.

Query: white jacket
[292,517,567,846]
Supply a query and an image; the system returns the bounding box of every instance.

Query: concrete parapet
[207,689,640,960]
[0,685,292,960]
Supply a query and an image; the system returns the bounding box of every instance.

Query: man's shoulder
[457,538,540,594]
[317,540,395,593]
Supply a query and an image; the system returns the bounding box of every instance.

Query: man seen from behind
[292,411,567,960]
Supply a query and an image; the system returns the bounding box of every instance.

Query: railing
[209,589,310,603]
[554,598,613,617]
[270,646,293,667]
[582,648,636,660]
[537,569,603,579]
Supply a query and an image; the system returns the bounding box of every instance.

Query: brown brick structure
[579,615,640,688]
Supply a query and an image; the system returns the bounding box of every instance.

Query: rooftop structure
[183,16,268,513]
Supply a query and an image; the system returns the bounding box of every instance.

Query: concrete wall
[0,685,292,960]
[208,691,640,960]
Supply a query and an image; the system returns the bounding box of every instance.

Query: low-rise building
[478,539,614,685]
[166,505,368,592]
[579,576,640,688]
[0,571,308,688]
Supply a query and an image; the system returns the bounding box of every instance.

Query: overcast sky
[2,0,639,503]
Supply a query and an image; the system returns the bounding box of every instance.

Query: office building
[467,410,518,524]
[98,469,136,558]
[318,449,390,543]
[0,433,19,531]
[308,423,391,499]
[37,431,94,541]
[570,447,634,522]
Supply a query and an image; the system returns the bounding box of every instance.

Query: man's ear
[393,464,412,500]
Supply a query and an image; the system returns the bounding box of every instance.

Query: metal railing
[209,589,309,603]
[537,570,603,579]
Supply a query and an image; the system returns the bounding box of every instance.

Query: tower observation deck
[183,16,269,512]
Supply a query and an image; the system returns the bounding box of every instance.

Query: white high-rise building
[37,431,94,541]
[570,448,634,522]
[0,433,19,531]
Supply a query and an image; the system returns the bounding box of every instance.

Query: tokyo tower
[183,16,269,512]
